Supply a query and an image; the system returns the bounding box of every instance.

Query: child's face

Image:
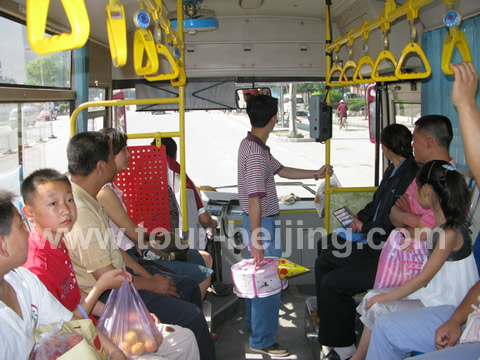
[115,146,130,172]
[3,210,29,266]
[26,181,77,238]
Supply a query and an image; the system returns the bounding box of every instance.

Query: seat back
[114,145,171,232]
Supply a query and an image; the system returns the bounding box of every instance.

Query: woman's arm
[367,229,462,307]
[97,186,145,245]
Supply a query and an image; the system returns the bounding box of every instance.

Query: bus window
[366,84,376,143]
[394,103,420,132]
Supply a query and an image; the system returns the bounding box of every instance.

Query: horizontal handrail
[69,97,180,137]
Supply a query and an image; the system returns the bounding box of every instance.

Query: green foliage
[58,103,69,114]
[288,132,304,138]
[347,98,366,111]
[25,54,70,87]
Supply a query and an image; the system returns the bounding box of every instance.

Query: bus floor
[210,285,317,360]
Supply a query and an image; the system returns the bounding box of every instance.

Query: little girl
[351,160,479,360]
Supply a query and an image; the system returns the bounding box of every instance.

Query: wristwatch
[313,171,319,181]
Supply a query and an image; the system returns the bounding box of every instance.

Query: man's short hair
[246,94,278,128]
[67,131,111,177]
[21,168,71,206]
[415,115,453,150]
[0,190,16,236]
[150,137,177,159]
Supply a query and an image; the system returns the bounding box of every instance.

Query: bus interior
[1,0,480,359]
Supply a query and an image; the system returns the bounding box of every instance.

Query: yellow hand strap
[106,2,127,67]
[27,0,90,54]
[395,42,431,80]
[326,63,344,87]
[372,50,398,82]
[339,60,357,85]
[353,55,376,83]
[144,44,180,82]
[441,29,472,75]
[134,29,159,76]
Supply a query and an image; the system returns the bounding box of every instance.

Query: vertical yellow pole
[324,0,332,233]
[177,0,188,235]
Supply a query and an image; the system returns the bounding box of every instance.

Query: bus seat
[114,145,171,233]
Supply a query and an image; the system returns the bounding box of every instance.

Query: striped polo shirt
[237,132,284,217]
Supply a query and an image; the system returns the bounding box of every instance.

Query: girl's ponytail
[416,161,470,229]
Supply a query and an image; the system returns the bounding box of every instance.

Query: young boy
[20,168,200,360]
[21,168,127,318]
[237,94,333,356]
[0,189,126,360]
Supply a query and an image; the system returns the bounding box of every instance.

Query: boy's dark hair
[381,123,413,158]
[0,190,16,236]
[21,168,71,206]
[415,115,453,150]
[246,94,278,128]
[416,160,470,229]
[67,131,110,176]
[150,137,177,159]
[99,128,127,155]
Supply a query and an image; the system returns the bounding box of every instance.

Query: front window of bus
[0,15,73,189]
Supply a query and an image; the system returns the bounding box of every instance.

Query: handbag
[33,319,106,360]
[373,229,427,289]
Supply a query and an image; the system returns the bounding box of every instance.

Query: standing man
[337,100,348,129]
[237,94,333,357]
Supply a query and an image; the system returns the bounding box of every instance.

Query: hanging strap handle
[27,0,90,54]
[441,29,472,75]
[106,0,127,67]
[372,50,398,82]
[353,56,376,83]
[134,29,159,76]
[395,42,432,80]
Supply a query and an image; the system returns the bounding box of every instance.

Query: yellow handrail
[106,1,127,67]
[441,29,472,75]
[69,97,180,137]
[353,55,376,83]
[372,50,398,82]
[133,29,160,76]
[339,60,357,85]
[27,0,90,54]
[395,42,432,79]
[325,0,434,53]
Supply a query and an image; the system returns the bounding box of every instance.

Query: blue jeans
[241,213,283,349]
[367,305,480,360]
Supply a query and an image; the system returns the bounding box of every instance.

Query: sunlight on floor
[244,353,299,359]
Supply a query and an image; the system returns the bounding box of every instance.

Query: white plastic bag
[460,302,480,344]
[314,174,341,218]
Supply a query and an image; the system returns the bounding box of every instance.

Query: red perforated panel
[114,145,171,232]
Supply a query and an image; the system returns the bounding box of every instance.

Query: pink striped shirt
[405,179,436,228]
[238,132,284,217]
